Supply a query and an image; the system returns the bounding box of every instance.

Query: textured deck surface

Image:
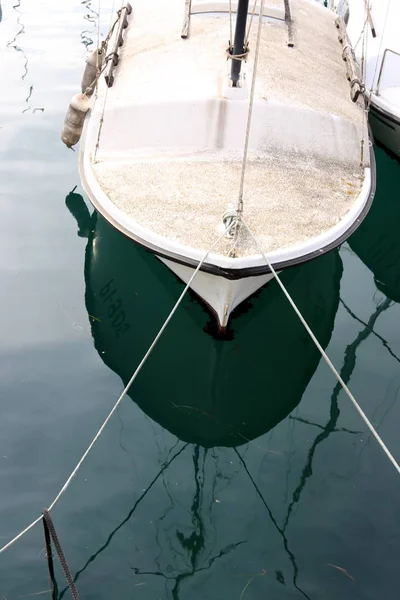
[113,0,362,123]
[94,153,362,256]
[88,0,366,257]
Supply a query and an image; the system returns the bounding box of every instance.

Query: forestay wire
[234,0,265,243]
[0,228,232,555]
[241,217,400,475]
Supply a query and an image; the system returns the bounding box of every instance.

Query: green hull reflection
[68,191,342,447]
[349,149,400,302]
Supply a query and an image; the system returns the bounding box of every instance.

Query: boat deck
[93,152,362,256]
[86,0,368,258]
[109,0,362,123]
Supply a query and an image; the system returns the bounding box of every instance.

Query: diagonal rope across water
[0,228,232,555]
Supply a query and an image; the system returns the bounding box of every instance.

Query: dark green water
[1,2,400,598]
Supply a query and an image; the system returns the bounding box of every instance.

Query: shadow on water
[348,147,400,303]
[62,188,346,599]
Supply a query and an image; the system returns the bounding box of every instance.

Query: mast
[230,0,250,87]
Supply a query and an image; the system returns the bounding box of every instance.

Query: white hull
[338,0,400,157]
[369,99,400,158]
[74,0,376,327]
[159,257,273,328]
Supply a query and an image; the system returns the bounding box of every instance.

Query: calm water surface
[0,2,399,599]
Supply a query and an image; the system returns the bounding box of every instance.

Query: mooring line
[0,230,230,555]
[241,217,400,475]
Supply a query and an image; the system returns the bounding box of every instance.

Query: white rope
[227,0,257,58]
[241,217,400,475]
[0,229,230,555]
[244,0,258,48]
[233,0,265,242]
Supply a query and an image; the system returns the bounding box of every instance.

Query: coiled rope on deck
[241,217,400,475]
[0,228,231,555]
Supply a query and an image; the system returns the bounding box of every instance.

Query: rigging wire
[244,0,258,49]
[233,0,265,244]
[353,0,373,52]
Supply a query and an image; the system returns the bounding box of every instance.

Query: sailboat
[66,188,342,447]
[67,0,375,329]
[332,0,400,158]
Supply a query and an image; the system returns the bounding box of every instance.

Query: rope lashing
[226,46,250,61]
[42,510,80,600]
[83,51,118,96]
[0,226,233,556]
[103,8,123,47]
[241,217,400,475]
[81,7,124,97]
[350,77,363,88]
[222,209,237,238]
[226,0,257,67]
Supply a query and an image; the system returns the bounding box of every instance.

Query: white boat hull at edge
[337,0,400,157]
[369,98,400,158]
